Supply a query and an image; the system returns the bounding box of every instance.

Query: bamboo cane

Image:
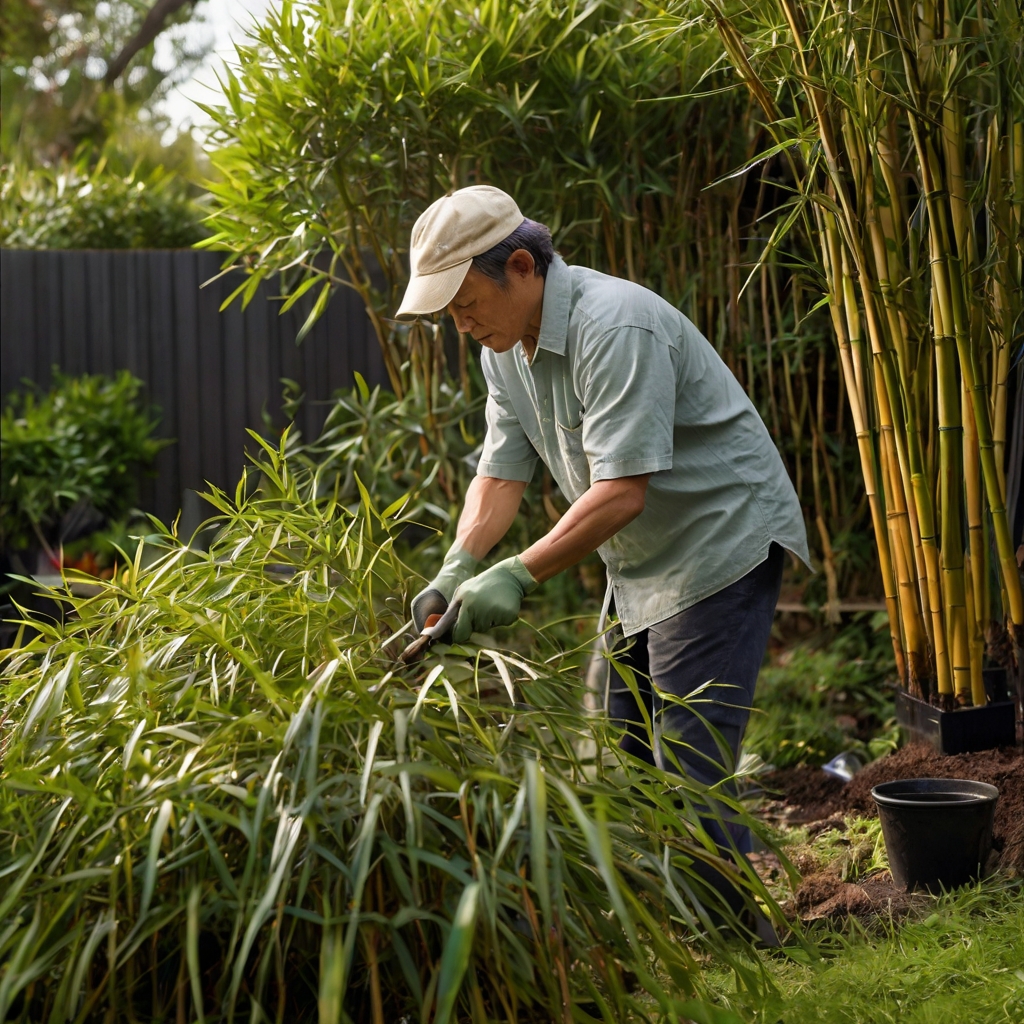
[963,379,988,706]
[988,116,1013,514]
[707,0,1022,698]
[864,169,936,658]
[821,213,906,680]
[931,239,971,706]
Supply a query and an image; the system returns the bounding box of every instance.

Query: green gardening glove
[451,556,538,644]
[411,540,478,631]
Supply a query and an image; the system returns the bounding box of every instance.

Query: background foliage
[0,0,209,164]
[1,0,211,249]
[0,155,206,249]
[0,370,167,552]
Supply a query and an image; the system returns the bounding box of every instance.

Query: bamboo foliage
[700,0,1023,703]
[205,0,875,603]
[201,0,758,390]
[0,426,790,1022]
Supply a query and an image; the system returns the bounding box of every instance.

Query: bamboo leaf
[139,799,173,920]
[432,881,480,1024]
[187,885,206,1024]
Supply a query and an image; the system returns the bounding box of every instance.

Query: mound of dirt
[793,870,926,922]
[762,743,1024,875]
[759,766,846,824]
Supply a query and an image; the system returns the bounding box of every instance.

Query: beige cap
[395,185,524,321]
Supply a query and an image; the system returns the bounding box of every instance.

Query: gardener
[399,185,809,850]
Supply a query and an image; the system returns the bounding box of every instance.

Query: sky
[157,0,274,141]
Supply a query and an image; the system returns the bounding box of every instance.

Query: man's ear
[505,248,536,280]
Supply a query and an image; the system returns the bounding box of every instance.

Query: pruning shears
[397,598,463,664]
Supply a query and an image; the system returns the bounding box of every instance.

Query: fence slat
[196,255,226,494]
[41,252,63,384]
[220,270,249,492]
[1,252,32,389]
[88,252,114,374]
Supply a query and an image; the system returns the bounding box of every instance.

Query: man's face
[446,252,543,354]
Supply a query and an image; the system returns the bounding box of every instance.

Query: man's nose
[448,306,473,332]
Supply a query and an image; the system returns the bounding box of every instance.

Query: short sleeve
[579,326,676,480]
[476,362,539,483]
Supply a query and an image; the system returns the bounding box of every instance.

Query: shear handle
[399,598,462,663]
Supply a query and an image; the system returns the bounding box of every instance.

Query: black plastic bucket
[871,778,999,892]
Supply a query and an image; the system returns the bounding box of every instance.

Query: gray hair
[471,218,555,286]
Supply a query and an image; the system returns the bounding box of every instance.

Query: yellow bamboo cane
[864,171,937,659]
[822,217,907,681]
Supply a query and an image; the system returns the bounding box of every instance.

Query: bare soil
[792,870,928,922]
[758,743,1024,922]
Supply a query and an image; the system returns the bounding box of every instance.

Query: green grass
[710,880,1024,1024]
[805,817,886,882]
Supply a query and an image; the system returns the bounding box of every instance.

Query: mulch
[757,742,1024,922]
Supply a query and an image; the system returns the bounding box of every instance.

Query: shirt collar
[532,255,570,358]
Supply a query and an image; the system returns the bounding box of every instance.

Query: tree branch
[105,0,193,84]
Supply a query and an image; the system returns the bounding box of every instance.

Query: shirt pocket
[555,418,591,502]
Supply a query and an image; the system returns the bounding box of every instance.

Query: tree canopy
[0,0,210,164]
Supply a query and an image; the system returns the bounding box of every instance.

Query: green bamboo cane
[988,116,1018,543]
[931,241,972,705]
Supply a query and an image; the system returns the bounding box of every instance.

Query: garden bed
[761,743,1024,876]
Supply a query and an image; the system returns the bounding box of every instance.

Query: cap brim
[395,259,472,321]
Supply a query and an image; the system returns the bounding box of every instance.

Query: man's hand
[411,541,478,631]
[451,556,538,643]
[410,587,450,632]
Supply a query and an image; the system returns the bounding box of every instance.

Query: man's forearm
[456,475,528,559]
[454,472,649,586]
[520,475,649,583]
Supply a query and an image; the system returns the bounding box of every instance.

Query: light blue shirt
[477,256,810,635]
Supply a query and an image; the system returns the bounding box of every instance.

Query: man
[398,185,809,850]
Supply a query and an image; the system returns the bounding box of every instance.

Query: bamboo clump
[708,0,1023,704]
[0,427,789,1022]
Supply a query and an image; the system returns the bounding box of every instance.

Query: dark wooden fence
[1,249,388,525]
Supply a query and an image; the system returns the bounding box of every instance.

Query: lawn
[714,878,1024,1024]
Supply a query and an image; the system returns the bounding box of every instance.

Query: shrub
[0,431,788,1023]
[0,159,206,249]
[745,618,898,768]
[0,371,168,552]
[286,373,479,532]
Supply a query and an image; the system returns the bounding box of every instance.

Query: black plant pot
[872,778,999,892]
[895,690,1016,755]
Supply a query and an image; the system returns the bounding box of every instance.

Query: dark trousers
[608,542,784,854]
